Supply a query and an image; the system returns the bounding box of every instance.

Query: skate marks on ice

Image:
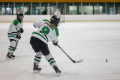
[32,71,82,79]
[0,55,34,64]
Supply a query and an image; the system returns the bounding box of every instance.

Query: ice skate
[6,53,15,59]
[11,54,15,59]
[33,63,41,73]
[53,66,61,76]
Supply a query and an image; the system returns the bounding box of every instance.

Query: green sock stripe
[8,35,14,37]
[50,61,56,65]
[9,48,14,51]
[34,58,40,62]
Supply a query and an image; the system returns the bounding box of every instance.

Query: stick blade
[75,59,83,63]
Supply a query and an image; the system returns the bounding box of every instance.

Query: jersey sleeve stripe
[8,34,18,37]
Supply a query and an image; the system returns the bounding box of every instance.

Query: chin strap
[17,18,22,23]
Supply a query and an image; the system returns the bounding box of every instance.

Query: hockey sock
[44,54,58,67]
[8,46,15,53]
[8,40,17,53]
[34,51,42,65]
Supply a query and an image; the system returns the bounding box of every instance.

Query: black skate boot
[6,53,15,59]
[53,66,61,76]
[33,63,41,73]
[11,54,15,59]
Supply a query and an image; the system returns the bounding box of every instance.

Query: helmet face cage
[51,15,60,26]
[17,13,24,21]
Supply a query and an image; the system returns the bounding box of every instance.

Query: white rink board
[0,15,120,22]
[0,22,120,80]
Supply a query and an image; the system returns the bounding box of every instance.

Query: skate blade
[57,72,60,77]
[6,57,13,60]
[12,57,15,59]
[33,70,41,73]
[6,57,15,59]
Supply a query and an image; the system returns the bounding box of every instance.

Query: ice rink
[0,22,120,80]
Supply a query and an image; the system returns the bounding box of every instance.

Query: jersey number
[42,26,50,34]
[15,27,17,30]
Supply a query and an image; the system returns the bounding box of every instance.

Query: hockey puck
[106,59,108,62]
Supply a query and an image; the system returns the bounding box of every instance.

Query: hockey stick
[58,45,83,63]
[15,33,21,48]
[15,39,19,49]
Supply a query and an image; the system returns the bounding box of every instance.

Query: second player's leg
[34,51,42,65]
[33,51,42,72]
[30,37,42,72]
[41,45,61,74]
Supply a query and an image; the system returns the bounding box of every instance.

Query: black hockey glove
[53,42,58,46]
[18,28,24,33]
[20,28,24,33]
[16,35,21,39]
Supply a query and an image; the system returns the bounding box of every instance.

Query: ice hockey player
[52,9,61,27]
[30,17,61,75]
[6,13,24,59]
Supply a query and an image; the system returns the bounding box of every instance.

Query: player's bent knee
[36,51,42,57]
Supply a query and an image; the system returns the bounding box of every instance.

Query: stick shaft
[58,45,75,63]
[15,33,21,48]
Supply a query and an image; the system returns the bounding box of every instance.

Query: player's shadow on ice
[33,72,58,77]
[33,71,82,78]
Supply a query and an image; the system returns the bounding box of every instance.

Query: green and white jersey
[8,19,23,40]
[32,20,59,44]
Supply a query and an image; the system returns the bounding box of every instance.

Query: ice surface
[0,22,120,80]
